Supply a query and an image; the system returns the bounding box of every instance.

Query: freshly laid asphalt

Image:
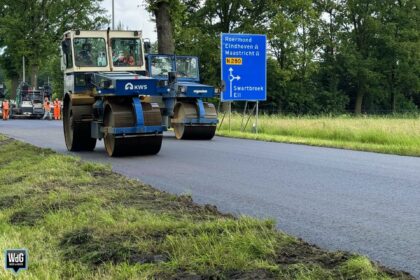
[1,120,419,278]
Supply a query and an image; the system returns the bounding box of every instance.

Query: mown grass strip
[217,114,420,156]
[0,137,414,279]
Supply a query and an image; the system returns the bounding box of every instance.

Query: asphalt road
[1,119,419,278]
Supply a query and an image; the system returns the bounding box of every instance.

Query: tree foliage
[147,0,420,114]
[0,0,109,97]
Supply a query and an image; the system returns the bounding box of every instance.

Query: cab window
[74,38,107,67]
[150,56,174,77]
[176,57,199,79]
[111,38,143,67]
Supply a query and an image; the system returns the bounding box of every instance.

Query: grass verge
[0,136,414,279]
[217,114,420,156]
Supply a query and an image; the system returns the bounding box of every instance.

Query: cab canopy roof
[63,30,143,38]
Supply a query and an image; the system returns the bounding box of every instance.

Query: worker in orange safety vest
[2,99,10,120]
[42,97,52,120]
[53,98,61,120]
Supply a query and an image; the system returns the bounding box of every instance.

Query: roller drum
[103,100,162,157]
[63,96,96,151]
[172,102,217,140]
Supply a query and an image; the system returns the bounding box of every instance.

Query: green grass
[0,137,414,279]
[340,256,391,280]
[217,114,420,156]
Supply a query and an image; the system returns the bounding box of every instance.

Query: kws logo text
[125,82,148,91]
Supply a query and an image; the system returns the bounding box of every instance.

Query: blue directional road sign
[221,33,267,101]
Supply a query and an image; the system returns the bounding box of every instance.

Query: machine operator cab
[146,54,215,99]
[60,30,149,94]
[61,30,146,72]
[147,55,200,82]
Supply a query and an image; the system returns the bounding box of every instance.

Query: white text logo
[125,83,148,91]
[193,90,208,94]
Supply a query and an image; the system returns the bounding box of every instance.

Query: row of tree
[1,0,418,114]
[149,0,420,114]
[0,0,108,98]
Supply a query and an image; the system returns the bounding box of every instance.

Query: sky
[100,0,157,42]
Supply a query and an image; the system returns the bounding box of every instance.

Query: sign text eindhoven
[221,33,267,101]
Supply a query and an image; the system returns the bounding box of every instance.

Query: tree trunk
[355,89,364,115]
[153,0,175,129]
[280,46,286,69]
[390,67,396,113]
[31,64,39,89]
[154,1,174,54]
[11,76,19,99]
[390,86,396,113]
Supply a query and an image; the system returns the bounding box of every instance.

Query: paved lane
[1,120,419,278]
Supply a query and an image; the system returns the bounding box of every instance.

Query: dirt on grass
[60,226,170,266]
[0,136,415,280]
[275,238,351,268]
